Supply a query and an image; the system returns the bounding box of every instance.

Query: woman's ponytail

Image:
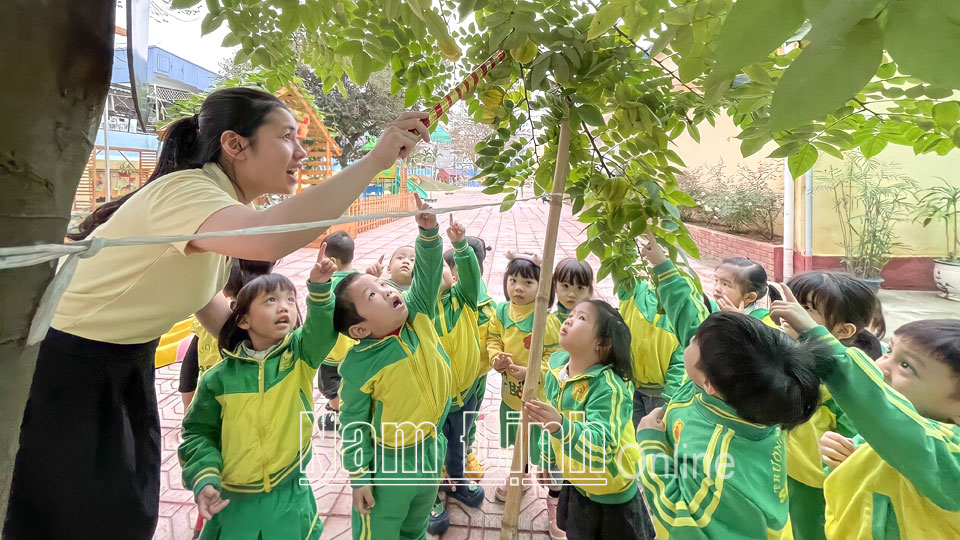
[69,115,203,240]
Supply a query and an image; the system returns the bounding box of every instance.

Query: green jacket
[322,270,359,367]
[338,226,454,487]
[637,261,792,540]
[476,282,497,378]
[179,280,337,497]
[806,326,960,539]
[435,239,482,403]
[541,350,640,504]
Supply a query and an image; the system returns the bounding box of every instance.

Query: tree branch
[581,120,614,177]
[519,65,541,167]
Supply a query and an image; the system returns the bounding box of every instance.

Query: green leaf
[404,85,420,107]
[788,143,819,177]
[885,0,960,90]
[576,242,591,262]
[859,136,888,158]
[578,104,605,127]
[813,141,844,159]
[588,4,623,40]
[709,0,804,79]
[663,4,696,25]
[221,33,241,47]
[170,0,202,8]
[769,19,882,132]
[804,0,884,46]
[200,12,224,35]
[741,135,770,158]
[876,62,896,79]
[676,232,700,258]
[768,141,804,158]
[933,102,960,129]
[500,193,517,212]
[649,26,678,57]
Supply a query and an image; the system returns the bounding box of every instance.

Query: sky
[116,0,237,73]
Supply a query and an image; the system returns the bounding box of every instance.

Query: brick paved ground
[154,189,716,540]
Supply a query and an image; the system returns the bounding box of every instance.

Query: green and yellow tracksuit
[617,278,690,401]
[551,303,571,325]
[384,277,411,292]
[338,226,454,540]
[466,283,497,452]
[486,300,560,466]
[747,307,779,329]
[541,350,641,503]
[803,327,960,539]
[786,388,857,540]
[190,317,222,376]
[321,271,359,369]
[179,280,337,540]
[637,261,793,540]
[435,239,483,405]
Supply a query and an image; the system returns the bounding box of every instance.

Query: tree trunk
[0,0,115,521]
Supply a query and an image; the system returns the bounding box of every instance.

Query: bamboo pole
[500,118,571,540]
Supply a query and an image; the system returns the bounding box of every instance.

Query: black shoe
[446,479,485,509]
[427,496,450,536]
[320,405,339,431]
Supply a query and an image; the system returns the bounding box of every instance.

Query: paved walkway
[155,189,714,540]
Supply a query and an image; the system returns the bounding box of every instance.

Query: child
[713,256,781,327]
[552,258,594,324]
[635,232,828,539]
[487,251,561,502]
[366,245,416,291]
[315,230,359,430]
[771,301,960,539]
[428,218,486,535]
[782,271,883,540]
[334,203,454,540]
[178,246,338,540]
[179,259,275,410]
[526,300,653,540]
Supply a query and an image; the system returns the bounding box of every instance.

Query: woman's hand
[524,399,563,433]
[309,242,337,284]
[366,111,431,169]
[820,431,856,469]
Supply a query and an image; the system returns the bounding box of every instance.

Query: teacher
[3,87,430,539]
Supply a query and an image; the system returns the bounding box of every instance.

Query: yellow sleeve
[144,170,245,254]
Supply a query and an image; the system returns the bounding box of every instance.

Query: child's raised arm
[298,243,339,369]
[406,197,443,320]
[448,215,480,309]
[639,231,709,349]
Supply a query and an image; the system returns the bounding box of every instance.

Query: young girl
[526,300,654,540]
[635,232,828,539]
[178,247,338,540]
[487,251,560,501]
[6,87,427,538]
[713,257,781,327]
[552,258,594,324]
[782,271,884,540]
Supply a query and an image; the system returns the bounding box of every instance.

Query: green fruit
[479,86,505,108]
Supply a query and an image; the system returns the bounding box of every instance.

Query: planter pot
[864,277,884,291]
[934,259,960,302]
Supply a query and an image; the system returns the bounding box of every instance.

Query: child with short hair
[781,271,884,540]
[178,247,338,540]
[487,251,561,502]
[552,258,594,324]
[772,300,960,539]
[427,218,486,535]
[636,232,829,539]
[713,256,782,326]
[334,203,454,540]
[526,300,654,540]
[366,245,416,291]
[315,230,358,430]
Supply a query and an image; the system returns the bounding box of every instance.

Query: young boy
[315,230,358,430]
[334,203,454,540]
[772,303,960,539]
[428,219,486,535]
[366,245,415,291]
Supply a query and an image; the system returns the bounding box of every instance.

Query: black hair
[70,88,288,240]
[223,259,277,299]
[553,258,595,289]
[720,257,782,303]
[895,319,960,395]
[391,245,415,260]
[695,312,832,429]
[443,236,492,274]
[333,272,366,335]
[503,257,555,307]
[219,273,300,354]
[583,300,633,383]
[787,271,884,359]
[322,231,355,265]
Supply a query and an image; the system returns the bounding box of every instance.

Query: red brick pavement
[154,189,717,539]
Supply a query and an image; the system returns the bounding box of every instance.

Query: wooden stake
[499,118,571,539]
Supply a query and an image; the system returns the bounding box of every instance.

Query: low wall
[686,224,784,281]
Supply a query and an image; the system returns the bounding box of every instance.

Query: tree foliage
[173,0,960,288]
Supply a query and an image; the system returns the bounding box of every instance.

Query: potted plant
[913,179,960,301]
[820,153,916,289]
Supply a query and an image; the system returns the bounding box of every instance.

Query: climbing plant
[171,0,960,288]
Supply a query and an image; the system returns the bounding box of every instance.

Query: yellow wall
[675,115,959,258]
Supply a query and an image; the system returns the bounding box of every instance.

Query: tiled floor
[154,189,716,540]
